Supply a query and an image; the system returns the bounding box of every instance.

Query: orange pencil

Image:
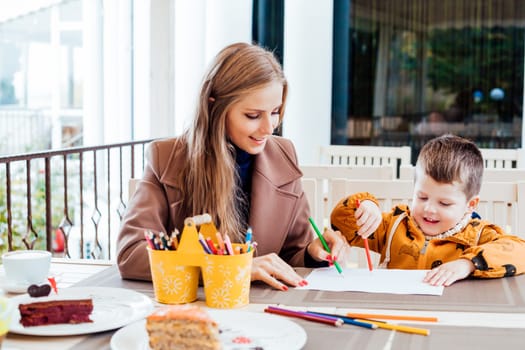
[356,199,373,271]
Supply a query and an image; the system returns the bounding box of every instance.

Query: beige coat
[117,136,312,280]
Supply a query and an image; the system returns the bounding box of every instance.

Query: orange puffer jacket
[331,192,525,278]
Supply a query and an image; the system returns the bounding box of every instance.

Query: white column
[283,0,333,165]
[131,0,150,140]
[205,0,252,61]
[82,0,103,146]
[173,0,206,136]
[173,0,252,136]
[102,0,132,143]
[146,0,174,139]
[50,6,61,149]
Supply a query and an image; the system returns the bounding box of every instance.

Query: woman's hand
[307,228,350,266]
[251,253,308,291]
[355,199,382,238]
[423,259,475,286]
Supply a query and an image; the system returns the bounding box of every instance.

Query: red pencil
[264,306,343,327]
[144,231,155,249]
[356,199,373,271]
[205,237,218,254]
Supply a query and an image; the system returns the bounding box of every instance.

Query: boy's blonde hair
[416,134,484,199]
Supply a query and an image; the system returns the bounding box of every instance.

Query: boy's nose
[424,202,436,213]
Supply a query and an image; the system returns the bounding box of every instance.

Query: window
[333,0,524,161]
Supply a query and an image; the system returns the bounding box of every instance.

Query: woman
[117,42,346,290]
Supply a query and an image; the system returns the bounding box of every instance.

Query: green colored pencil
[308,217,343,274]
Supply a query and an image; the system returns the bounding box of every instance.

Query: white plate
[9,287,154,336]
[110,309,307,350]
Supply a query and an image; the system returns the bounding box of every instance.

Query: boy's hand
[355,199,382,238]
[423,259,475,286]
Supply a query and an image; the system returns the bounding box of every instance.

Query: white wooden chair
[480,148,525,169]
[319,145,412,175]
[400,164,525,182]
[300,165,395,228]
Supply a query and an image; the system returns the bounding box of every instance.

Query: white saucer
[0,278,53,294]
[1,281,30,294]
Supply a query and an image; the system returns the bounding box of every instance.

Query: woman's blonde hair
[179,42,287,241]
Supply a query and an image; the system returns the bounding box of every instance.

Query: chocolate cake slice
[19,299,93,327]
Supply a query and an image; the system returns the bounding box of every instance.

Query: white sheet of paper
[297,268,444,296]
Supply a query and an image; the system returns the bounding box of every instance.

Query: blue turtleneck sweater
[234,145,254,227]
[235,145,254,195]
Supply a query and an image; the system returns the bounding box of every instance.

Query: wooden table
[3,261,525,349]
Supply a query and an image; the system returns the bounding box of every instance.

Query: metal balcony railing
[0,139,154,260]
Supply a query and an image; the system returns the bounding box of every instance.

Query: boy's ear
[468,196,480,211]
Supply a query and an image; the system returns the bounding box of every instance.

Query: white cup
[2,250,51,289]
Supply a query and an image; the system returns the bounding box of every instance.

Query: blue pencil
[307,311,378,329]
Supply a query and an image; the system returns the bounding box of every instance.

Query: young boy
[330,134,525,286]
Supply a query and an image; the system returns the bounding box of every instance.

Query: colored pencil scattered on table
[354,318,430,336]
[264,306,344,327]
[305,310,431,335]
[345,312,438,323]
[306,311,378,329]
[356,199,373,272]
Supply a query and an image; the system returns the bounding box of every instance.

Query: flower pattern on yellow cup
[147,250,200,304]
[201,245,253,309]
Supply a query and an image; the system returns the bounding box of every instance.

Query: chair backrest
[400,164,525,183]
[319,145,412,168]
[300,165,395,227]
[480,148,525,169]
[327,178,525,239]
[330,179,414,214]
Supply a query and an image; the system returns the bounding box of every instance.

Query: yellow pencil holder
[201,244,253,309]
[147,248,200,304]
[147,214,253,308]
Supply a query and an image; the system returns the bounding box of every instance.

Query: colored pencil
[355,319,430,336]
[170,229,179,249]
[215,231,226,254]
[308,217,343,274]
[205,237,218,255]
[198,233,213,254]
[159,232,169,250]
[345,312,438,323]
[356,199,373,271]
[306,311,377,329]
[144,231,155,249]
[223,233,234,255]
[264,306,343,327]
[246,227,253,252]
